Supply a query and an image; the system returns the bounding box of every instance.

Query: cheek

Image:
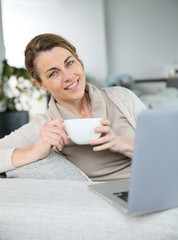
[46,80,63,92]
[79,68,85,80]
[76,62,85,74]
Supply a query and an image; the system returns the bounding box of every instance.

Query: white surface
[0,178,177,240]
[105,0,178,79]
[1,0,107,86]
[0,0,5,70]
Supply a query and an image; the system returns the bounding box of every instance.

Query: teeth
[67,80,78,89]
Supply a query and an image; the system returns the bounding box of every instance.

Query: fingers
[93,123,111,144]
[47,130,67,147]
[94,125,111,135]
[90,118,118,152]
[101,118,110,124]
[39,119,69,149]
[44,123,68,145]
[90,133,114,151]
[93,142,112,151]
[94,118,110,133]
[48,119,69,145]
[48,119,64,127]
[90,135,114,151]
[90,134,112,145]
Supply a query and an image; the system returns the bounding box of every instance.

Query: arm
[11,119,68,168]
[0,116,68,172]
[0,120,39,173]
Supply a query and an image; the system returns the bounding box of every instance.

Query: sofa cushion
[0,178,177,240]
[6,151,90,182]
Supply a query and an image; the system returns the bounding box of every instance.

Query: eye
[67,61,74,67]
[49,71,57,78]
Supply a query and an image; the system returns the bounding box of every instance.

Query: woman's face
[34,46,86,106]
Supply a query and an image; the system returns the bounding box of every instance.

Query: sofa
[139,87,178,108]
[0,151,178,240]
[107,74,178,109]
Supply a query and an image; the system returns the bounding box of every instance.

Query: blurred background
[0,0,178,116]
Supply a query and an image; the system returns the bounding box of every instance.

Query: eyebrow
[64,56,72,64]
[45,56,73,75]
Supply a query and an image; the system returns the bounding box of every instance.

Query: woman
[0,33,146,181]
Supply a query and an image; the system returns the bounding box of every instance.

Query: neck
[59,92,92,118]
[78,92,92,118]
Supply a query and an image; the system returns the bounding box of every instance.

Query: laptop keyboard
[113,191,128,202]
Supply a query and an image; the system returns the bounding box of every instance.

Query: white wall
[0,0,5,72]
[2,0,107,87]
[1,0,108,115]
[105,0,178,79]
[2,0,178,91]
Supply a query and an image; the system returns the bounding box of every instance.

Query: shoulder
[102,86,137,100]
[30,112,52,126]
[101,86,144,110]
[101,86,146,129]
[102,86,146,106]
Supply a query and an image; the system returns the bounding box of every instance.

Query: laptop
[89,107,178,216]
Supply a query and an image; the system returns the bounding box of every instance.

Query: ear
[33,79,47,92]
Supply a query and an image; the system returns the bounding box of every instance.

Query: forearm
[0,115,51,172]
[12,146,40,168]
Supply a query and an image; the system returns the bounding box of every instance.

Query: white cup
[63,118,102,145]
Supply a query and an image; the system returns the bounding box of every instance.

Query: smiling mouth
[65,79,79,90]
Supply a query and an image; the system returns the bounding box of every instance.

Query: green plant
[0,59,44,112]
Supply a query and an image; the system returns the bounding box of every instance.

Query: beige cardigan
[0,85,146,173]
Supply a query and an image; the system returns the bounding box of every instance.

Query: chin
[75,91,85,101]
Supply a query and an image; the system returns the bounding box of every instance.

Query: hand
[32,119,68,159]
[89,118,119,152]
[89,118,133,158]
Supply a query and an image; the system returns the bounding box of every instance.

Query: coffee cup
[63,118,102,145]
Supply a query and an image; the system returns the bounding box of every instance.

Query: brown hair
[25,33,84,82]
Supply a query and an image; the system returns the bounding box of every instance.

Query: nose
[62,69,74,82]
